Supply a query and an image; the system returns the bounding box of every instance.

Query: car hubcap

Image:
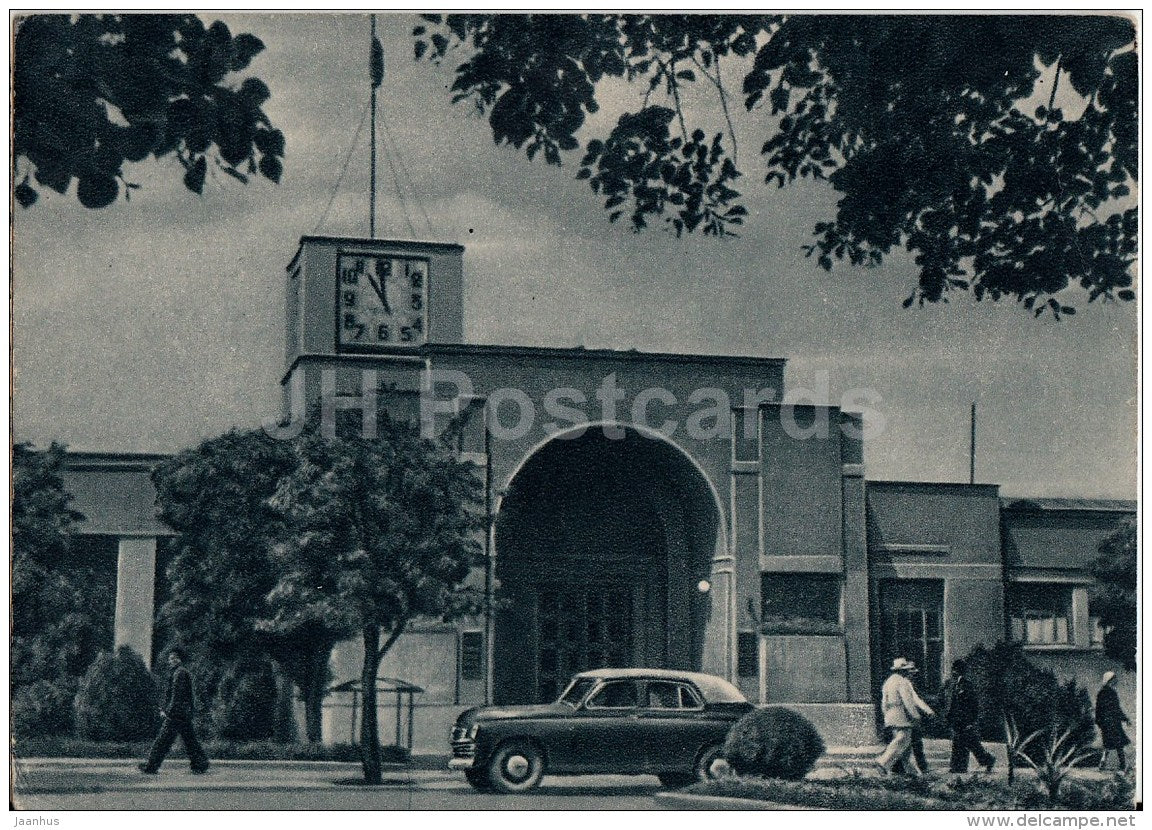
[706,756,731,778]
[505,754,530,779]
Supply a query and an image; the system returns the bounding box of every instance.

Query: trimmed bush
[212,657,278,741]
[962,643,1094,756]
[722,706,825,780]
[11,677,78,738]
[74,646,158,742]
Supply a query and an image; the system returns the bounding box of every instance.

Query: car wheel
[695,744,732,781]
[464,768,492,791]
[487,740,545,793]
[657,772,696,789]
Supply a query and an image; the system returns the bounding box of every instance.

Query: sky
[11,12,1138,499]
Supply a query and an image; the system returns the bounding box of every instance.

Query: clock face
[336,252,427,349]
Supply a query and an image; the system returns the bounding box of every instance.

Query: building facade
[57,237,1135,750]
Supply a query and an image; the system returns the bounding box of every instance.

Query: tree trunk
[303,647,328,743]
[360,625,383,784]
[273,669,298,743]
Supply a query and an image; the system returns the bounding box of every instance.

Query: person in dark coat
[139,647,210,774]
[1095,671,1130,771]
[944,659,995,774]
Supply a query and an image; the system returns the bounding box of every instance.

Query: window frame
[584,679,641,710]
[1009,583,1074,647]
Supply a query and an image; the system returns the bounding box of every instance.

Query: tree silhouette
[414,14,1136,315]
[152,428,342,743]
[14,14,285,209]
[1089,520,1136,671]
[265,411,484,783]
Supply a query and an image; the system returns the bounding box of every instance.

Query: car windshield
[557,677,598,707]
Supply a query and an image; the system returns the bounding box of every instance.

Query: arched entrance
[492,425,722,704]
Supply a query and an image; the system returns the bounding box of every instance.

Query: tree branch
[1047,54,1062,112]
[656,57,689,141]
[692,52,738,164]
[376,616,408,663]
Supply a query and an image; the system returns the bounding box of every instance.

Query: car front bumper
[448,757,476,771]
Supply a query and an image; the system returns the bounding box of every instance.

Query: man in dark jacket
[1095,671,1130,771]
[139,647,210,774]
[945,659,995,774]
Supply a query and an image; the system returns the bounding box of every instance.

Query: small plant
[1003,716,1024,785]
[1013,724,1096,803]
[723,706,825,780]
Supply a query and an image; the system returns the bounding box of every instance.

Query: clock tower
[280,235,464,424]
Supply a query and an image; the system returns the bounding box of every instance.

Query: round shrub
[723,706,826,780]
[12,677,78,738]
[212,657,278,741]
[74,646,158,741]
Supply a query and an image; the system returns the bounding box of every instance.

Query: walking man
[892,663,932,775]
[1095,671,1130,771]
[139,647,210,774]
[876,657,935,775]
[944,659,995,773]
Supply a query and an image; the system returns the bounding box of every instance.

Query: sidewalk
[12,757,459,796]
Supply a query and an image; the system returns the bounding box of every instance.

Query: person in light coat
[876,657,935,775]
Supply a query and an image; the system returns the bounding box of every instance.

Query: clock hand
[366,269,392,314]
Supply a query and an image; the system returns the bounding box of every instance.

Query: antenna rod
[969,401,976,484]
[369,15,378,238]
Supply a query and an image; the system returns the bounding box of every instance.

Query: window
[460,631,484,680]
[587,680,639,709]
[879,579,945,694]
[1090,617,1107,647]
[737,631,759,677]
[645,681,702,710]
[760,573,842,634]
[1009,584,1072,645]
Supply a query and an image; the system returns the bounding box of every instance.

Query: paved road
[12,759,665,810]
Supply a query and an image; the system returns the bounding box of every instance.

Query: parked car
[448,668,754,792]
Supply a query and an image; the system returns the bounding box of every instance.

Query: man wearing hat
[876,657,935,775]
[1094,671,1130,771]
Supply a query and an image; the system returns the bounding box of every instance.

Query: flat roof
[1002,497,1136,514]
[64,451,171,471]
[867,480,1000,494]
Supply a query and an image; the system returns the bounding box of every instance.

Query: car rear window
[693,675,748,704]
[646,681,702,709]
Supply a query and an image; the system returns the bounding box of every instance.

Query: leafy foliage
[414,14,1137,313]
[263,410,485,783]
[961,642,1094,755]
[153,428,340,743]
[74,646,159,742]
[11,443,119,732]
[1089,519,1136,670]
[11,678,79,739]
[723,705,826,780]
[211,655,279,741]
[14,14,284,208]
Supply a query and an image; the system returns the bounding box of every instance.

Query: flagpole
[369,14,377,239]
